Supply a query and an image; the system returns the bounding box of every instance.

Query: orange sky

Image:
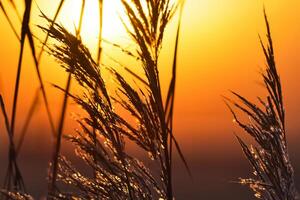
[1,0,300,154]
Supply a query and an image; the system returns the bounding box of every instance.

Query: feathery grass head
[40,0,187,199]
[225,10,299,200]
[0,0,187,198]
[41,17,167,199]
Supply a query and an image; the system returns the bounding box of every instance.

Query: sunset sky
[1,0,300,199]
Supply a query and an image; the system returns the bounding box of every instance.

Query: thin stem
[49,0,86,194]
[49,72,72,194]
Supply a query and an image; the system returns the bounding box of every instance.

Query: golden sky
[1,0,300,154]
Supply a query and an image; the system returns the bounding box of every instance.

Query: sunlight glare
[59,0,127,47]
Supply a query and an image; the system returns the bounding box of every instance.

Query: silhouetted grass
[39,0,188,199]
[0,0,67,197]
[41,20,159,199]
[3,1,298,200]
[4,0,35,192]
[97,0,103,65]
[226,10,299,200]
[48,0,86,195]
[0,0,56,195]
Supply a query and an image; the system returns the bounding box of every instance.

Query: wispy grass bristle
[1,0,299,199]
[38,0,188,199]
[0,190,33,200]
[47,0,87,195]
[226,10,299,200]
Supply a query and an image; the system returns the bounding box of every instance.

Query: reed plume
[40,19,163,199]
[48,0,86,195]
[225,10,299,200]
[40,0,188,199]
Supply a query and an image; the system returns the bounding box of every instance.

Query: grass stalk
[48,0,86,195]
[1,0,189,198]
[97,0,103,65]
[6,0,35,192]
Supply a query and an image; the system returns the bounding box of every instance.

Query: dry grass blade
[49,73,71,195]
[0,0,58,195]
[0,97,26,192]
[164,0,191,178]
[9,0,56,141]
[37,0,65,63]
[10,0,33,137]
[226,10,299,200]
[0,0,20,40]
[5,0,35,192]
[8,0,21,21]
[76,0,85,37]
[97,0,103,65]
[48,0,86,194]
[1,0,57,138]
[1,0,57,193]
[0,95,11,136]
[27,26,57,138]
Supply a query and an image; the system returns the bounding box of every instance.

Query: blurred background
[0,0,300,199]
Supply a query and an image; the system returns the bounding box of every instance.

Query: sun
[81,0,127,41]
[35,0,127,49]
